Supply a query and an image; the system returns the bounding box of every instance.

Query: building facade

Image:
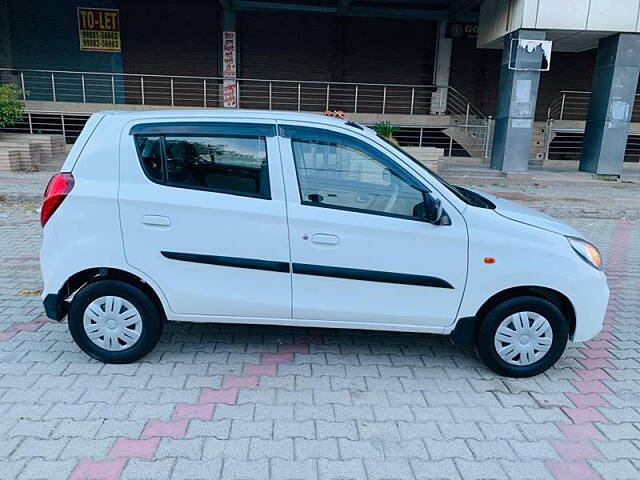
[2,0,640,174]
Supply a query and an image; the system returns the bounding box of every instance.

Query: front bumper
[571,273,610,342]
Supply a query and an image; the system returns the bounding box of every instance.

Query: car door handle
[311,234,339,246]
[142,215,171,227]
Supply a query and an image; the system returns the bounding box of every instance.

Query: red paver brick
[575,369,610,381]
[172,402,215,421]
[561,407,607,424]
[566,393,609,409]
[577,358,614,370]
[261,352,294,365]
[141,419,188,440]
[222,375,259,389]
[279,343,308,353]
[243,363,277,376]
[546,461,600,480]
[571,380,612,394]
[559,423,605,442]
[69,459,127,480]
[552,440,604,461]
[109,437,160,460]
[198,388,238,405]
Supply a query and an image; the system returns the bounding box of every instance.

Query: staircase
[0,133,67,172]
[530,121,548,167]
[438,157,507,183]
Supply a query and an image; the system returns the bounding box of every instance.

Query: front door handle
[311,233,339,246]
[142,215,171,227]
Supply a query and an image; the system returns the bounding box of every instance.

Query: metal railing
[547,90,640,122]
[0,110,92,144]
[544,90,640,160]
[2,110,491,159]
[543,123,640,161]
[0,67,485,120]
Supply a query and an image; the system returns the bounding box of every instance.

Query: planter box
[401,147,444,173]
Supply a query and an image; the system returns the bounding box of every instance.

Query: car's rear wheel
[475,296,569,377]
[68,280,163,363]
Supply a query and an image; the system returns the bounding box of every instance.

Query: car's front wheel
[475,296,569,377]
[68,280,164,363]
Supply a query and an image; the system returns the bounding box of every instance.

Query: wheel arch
[53,267,167,322]
[451,285,576,345]
[476,286,576,338]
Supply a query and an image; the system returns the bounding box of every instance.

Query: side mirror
[414,192,451,225]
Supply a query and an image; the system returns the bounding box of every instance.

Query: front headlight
[567,237,602,270]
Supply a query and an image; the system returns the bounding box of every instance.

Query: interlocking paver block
[2,200,640,480]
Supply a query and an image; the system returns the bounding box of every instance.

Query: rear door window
[164,136,268,197]
[132,124,272,199]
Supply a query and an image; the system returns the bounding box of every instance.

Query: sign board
[77,7,121,52]
[222,31,237,108]
[508,39,552,71]
[446,23,478,40]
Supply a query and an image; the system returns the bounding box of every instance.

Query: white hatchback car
[40,110,609,377]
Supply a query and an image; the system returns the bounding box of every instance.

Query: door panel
[118,121,291,318]
[278,123,468,328]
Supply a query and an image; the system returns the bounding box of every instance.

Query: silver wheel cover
[494,311,553,366]
[83,296,143,351]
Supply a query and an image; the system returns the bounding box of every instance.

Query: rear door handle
[311,233,339,246]
[142,215,171,227]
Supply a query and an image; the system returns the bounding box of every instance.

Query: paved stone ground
[1,193,640,479]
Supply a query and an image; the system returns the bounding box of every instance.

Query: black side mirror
[414,192,450,225]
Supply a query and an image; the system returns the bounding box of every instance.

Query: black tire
[68,280,164,363]
[475,296,569,378]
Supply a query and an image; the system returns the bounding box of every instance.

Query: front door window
[291,136,425,219]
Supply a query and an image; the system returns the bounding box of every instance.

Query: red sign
[222,31,237,107]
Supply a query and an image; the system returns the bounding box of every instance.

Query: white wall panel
[587,0,639,31]
[521,0,539,28]
[535,0,590,30]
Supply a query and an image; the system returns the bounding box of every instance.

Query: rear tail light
[41,172,75,227]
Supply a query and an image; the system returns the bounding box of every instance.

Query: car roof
[97,108,368,132]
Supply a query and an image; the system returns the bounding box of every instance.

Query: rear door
[278,122,468,330]
[118,119,291,319]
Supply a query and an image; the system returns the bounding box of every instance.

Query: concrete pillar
[580,33,640,176]
[221,9,238,108]
[430,21,452,115]
[490,29,546,172]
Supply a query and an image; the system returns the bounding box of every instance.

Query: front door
[278,123,468,329]
[119,120,291,319]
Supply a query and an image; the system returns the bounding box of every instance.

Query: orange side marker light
[484,257,496,264]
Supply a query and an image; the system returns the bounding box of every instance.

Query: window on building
[134,134,270,198]
[291,137,425,218]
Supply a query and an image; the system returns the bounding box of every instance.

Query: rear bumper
[43,293,68,321]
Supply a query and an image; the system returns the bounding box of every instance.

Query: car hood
[474,190,582,237]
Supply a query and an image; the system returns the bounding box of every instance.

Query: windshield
[377,134,495,209]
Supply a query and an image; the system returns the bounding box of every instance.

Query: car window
[134,134,270,198]
[134,136,163,182]
[291,137,425,219]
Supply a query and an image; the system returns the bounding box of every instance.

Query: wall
[478,0,640,48]
[119,0,219,77]
[8,0,122,73]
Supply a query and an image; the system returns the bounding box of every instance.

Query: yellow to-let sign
[77,7,121,52]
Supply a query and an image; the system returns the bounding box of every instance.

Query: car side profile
[40,110,609,377]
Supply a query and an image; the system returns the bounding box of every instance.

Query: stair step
[440,169,505,177]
